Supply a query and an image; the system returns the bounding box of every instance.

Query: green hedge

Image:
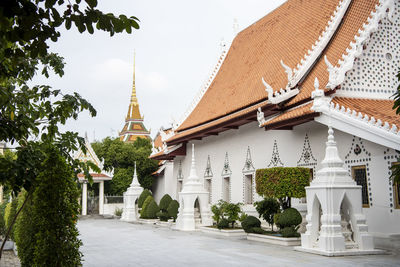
[141,196,159,219]
[4,196,18,241]
[256,167,310,200]
[241,215,261,233]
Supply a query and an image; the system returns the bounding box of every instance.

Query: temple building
[119,53,151,143]
[150,0,400,250]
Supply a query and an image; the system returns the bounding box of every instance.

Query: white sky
[33,0,286,141]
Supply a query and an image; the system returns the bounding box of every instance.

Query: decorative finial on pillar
[130,161,140,187]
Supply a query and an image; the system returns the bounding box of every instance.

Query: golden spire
[131,51,138,106]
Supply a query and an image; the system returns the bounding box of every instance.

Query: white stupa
[175,144,212,231]
[121,162,143,222]
[296,127,381,256]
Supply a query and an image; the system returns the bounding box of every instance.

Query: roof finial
[131,50,138,106]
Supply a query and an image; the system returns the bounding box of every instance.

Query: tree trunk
[0,191,32,260]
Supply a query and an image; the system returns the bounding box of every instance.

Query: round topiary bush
[278,208,302,229]
[140,195,154,218]
[167,200,179,222]
[241,215,261,233]
[138,189,152,208]
[159,194,172,211]
[274,213,282,229]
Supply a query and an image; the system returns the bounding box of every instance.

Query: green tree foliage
[30,145,82,266]
[256,167,310,209]
[138,189,152,209]
[254,198,280,231]
[211,200,242,229]
[92,137,158,193]
[167,200,179,222]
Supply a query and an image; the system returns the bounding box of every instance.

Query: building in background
[119,53,151,143]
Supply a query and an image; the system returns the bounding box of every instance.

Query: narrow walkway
[78,218,400,267]
[0,251,20,267]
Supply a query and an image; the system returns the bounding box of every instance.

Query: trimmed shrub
[278,208,302,229]
[167,200,179,222]
[241,215,261,233]
[140,195,154,218]
[144,199,159,219]
[256,167,310,208]
[254,197,280,231]
[281,226,300,238]
[138,189,152,208]
[159,194,172,211]
[217,218,229,229]
[156,211,170,222]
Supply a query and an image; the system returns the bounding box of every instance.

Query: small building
[74,133,113,215]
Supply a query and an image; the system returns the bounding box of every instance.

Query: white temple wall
[165,120,400,236]
[152,173,165,203]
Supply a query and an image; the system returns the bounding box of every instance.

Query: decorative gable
[204,155,213,178]
[297,134,317,167]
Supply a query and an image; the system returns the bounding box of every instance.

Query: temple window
[223,176,230,203]
[351,165,370,208]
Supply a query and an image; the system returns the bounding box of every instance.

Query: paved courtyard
[78,218,400,267]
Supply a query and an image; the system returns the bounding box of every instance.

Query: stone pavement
[78,218,400,267]
[0,251,20,267]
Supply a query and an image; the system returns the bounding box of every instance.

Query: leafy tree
[254,198,280,231]
[211,200,242,228]
[0,0,140,259]
[92,137,158,193]
[256,167,310,209]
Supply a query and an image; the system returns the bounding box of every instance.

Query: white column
[82,182,88,215]
[99,181,104,215]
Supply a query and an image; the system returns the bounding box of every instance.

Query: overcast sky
[32,0,286,142]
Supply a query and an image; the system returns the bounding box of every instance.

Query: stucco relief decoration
[221,152,232,176]
[242,146,255,173]
[204,155,213,178]
[267,140,284,167]
[324,0,395,90]
[177,160,184,181]
[297,134,317,167]
[257,107,266,127]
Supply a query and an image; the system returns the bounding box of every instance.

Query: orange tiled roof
[332,97,400,128]
[168,100,270,144]
[262,103,316,129]
[177,0,342,132]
